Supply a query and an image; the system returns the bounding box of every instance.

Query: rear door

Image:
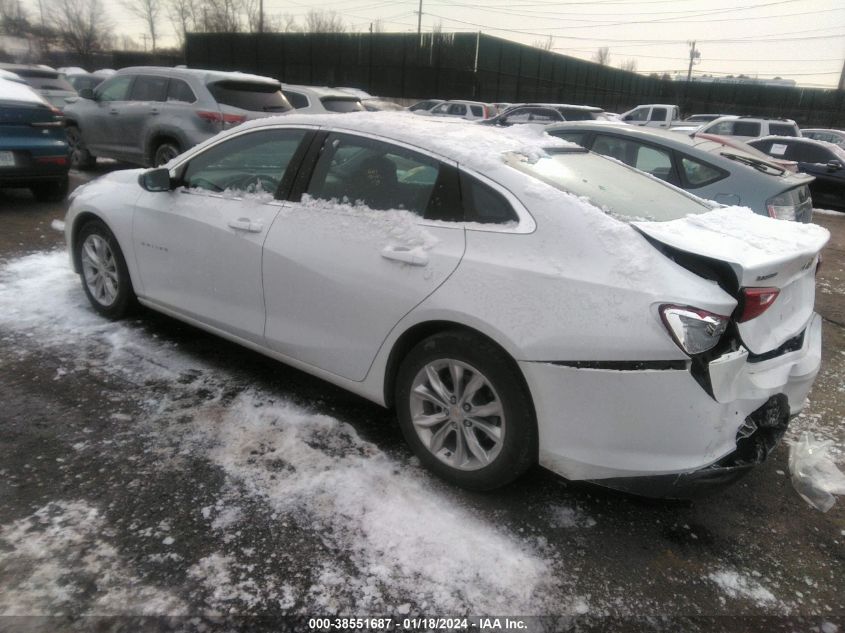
[120,74,170,163]
[262,131,466,381]
[787,142,844,208]
[132,127,311,343]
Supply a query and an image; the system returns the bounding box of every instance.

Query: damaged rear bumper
[520,313,822,495]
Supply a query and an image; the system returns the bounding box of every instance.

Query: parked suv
[62,66,293,168]
[481,103,608,126]
[697,116,800,141]
[0,63,77,109]
[281,84,365,113]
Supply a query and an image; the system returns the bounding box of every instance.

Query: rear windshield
[320,97,365,113]
[769,123,798,137]
[15,71,75,92]
[507,149,710,222]
[207,80,292,113]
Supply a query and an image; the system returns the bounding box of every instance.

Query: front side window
[182,129,307,195]
[706,120,734,135]
[130,75,168,102]
[448,104,467,116]
[305,133,459,219]
[650,107,667,122]
[559,108,592,121]
[96,75,133,102]
[787,143,832,164]
[625,107,649,122]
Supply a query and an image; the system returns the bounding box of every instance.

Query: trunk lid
[633,208,829,354]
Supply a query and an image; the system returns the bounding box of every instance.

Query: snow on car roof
[234,111,572,172]
[0,77,51,106]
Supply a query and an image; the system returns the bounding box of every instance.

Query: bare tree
[592,46,610,66]
[201,0,242,32]
[269,12,299,33]
[304,9,344,33]
[50,0,111,64]
[369,18,383,33]
[123,0,160,51]
[0,0,29,36]
[166,0,198,47]
[619,58,637,72]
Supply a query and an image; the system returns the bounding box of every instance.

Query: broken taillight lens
[736,287,780,323]
[659,305,729,355]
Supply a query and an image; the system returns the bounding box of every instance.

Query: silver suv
[63,66,293,168]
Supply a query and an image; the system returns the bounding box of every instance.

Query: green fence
[186,32,845,127]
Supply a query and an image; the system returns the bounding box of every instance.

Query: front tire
[153,141,181,167]
[395,331,537,490]
[75,219,138,319]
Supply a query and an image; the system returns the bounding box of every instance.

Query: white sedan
[64,112,829,497]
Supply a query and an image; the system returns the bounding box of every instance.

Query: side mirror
[138,168,173,192]
[78,88,95,100]
[826,159,842,172]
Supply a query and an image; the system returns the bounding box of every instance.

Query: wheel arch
[70,211,115,273]
[145,130,184,166]
[382,320,535,423]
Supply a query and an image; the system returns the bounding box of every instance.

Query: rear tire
[74,219,138,319]
[31,177,69,202]
[395,330,537,490]
[66,125,96,170]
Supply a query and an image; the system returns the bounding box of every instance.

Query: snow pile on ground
[178,391,562,614]
[0,501,185,615]
[707,570,779,608]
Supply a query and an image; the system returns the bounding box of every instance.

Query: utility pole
[838,57,845,90]
[417,0,422,44]
[258,0,264,33]
[686,40,700,82]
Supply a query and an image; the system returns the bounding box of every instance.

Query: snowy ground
[0,177,842,632]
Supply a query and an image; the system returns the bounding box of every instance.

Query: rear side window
[208,81,292,113]
[470,105,483,117]
[321,98,364,113]
[680,156,725,187]
[167,79,196,103]
[733,121,761,137]
[306,133,454,218]
[460,173,518,224]
[284,90,309,109]
[559,109,593,121]
[448,103,467,116]
[130,75,168,102]
[769,123,798,137]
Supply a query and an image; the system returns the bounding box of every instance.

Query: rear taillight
[34,156,68,165]
[30,120,64,128]
[196,110,246,128]
[766,191,797,221]
[736,287,780,323]
[659,305,729,355]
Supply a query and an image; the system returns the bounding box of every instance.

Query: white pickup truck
[620,104,682,129]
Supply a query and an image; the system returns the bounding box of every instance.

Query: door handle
[150,107,160,115]
[228,218,263,233]
[381,245,428,266]
[109,108,119,115]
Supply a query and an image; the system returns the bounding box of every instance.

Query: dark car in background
[547,121,814,222]
[62,66,293,168]
[482,103,608,126]
[0,63,77,109]
[749,136,845,211]
[0,77,69,201]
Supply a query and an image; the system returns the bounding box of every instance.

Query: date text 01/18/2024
[307,617,528,630]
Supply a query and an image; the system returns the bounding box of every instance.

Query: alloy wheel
[409,359,506,471]
[80,234,119,307]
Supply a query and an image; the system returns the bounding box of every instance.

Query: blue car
[0,77,69,201]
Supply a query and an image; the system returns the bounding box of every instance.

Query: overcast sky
[42,0,845,88]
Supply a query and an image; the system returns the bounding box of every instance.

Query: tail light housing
[659,305,729,355]
[196,110,247,129]
[736,287,780,323]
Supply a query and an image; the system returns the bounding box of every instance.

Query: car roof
[205,111,571,172]
[0,63,61,77]
[707,115,798,125]
[751,135,828,147]
[115,66,280,86]
[802,128,845,134]
[0,76,51,106]
[511,103,603,112]
[547,121,700,147]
